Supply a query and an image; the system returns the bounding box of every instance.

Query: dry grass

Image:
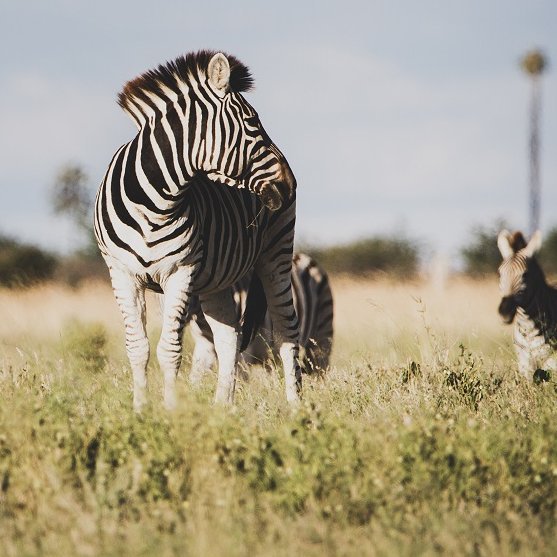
[0,275,509,359]
[328,274,509,366]
[1,276,555,557]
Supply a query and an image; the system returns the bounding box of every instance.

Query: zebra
[187,252,334,382]
[497,229,557,381]
[94,50,301,411]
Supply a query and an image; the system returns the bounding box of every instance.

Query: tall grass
[0,277,556,556]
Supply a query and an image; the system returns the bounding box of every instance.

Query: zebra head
[117,50,296,211]
[497,229,543,323]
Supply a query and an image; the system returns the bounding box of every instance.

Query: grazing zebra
[188,253,334,381]
[94,50,301,411]
[497,229,557,381]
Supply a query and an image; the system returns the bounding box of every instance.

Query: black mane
[118,50,254,114]
[511,231,527,253]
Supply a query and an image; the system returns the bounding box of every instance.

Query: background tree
[50,163,108,284]
[51,163,99,258]
[461,220,509,277]
[539,227,557,276]
[0,234,57,286]
[520,49,548,235]
[304,234,420,278]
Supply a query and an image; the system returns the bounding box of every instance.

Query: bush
[460,222,557,278]
[0,235,58,287]
[460,220,508,277]
[60,321,109,374]
[53,253,108,287]
[304,235,420,277]
[539,227,557,275]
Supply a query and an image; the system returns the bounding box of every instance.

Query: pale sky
[1,1,556,266]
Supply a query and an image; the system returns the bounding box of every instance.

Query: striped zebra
[497,229,557,381]
[188,253,334,381]
[94,50,301,411]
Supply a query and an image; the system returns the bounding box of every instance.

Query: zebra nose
[276,158,297,201]
[498,296,517,323]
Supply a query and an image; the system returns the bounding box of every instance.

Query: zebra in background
[188,253,334,382]
[497,229,557,381]
[94,50,301,411]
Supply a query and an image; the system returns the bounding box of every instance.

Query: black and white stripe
[94,50,300,410]
[497,229,557,380]
[188,253,334,379]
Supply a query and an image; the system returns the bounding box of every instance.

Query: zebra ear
[524,230,542,257]
[208,52,231,94]
[497,230,514,259]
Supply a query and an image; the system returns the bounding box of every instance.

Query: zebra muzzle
[260,183,283,211]
[498,296,517,323]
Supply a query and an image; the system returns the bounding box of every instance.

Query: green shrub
[461,220,508,277]
[61,321,108,374]
[539,226,557,275]
[304,235,420,277]
[0,235,58,286]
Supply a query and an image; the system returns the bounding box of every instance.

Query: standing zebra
[94,50,301,411]
[497,229,557,380]
[188,253,334,381]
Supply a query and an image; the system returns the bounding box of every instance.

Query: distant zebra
[94,50,301,411]
[188,253,334,381]
[497,229,557,381]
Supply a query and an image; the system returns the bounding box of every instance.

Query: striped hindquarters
[188,252,334,373]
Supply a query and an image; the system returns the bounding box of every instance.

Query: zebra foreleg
[201,290,240,404]
[256,268,302,404]
[108,266,149,412]
[158,268,194,410]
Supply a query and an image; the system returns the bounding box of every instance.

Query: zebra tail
[240,273,267,352]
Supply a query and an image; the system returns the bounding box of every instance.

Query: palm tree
[520,49,548,235]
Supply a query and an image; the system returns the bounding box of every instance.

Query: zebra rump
[188,253,334,379]
[497,229,557,381]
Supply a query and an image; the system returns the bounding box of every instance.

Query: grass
[0,277,556,556]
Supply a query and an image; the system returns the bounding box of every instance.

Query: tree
[304,234,420,277]
[51,163,98,257]
[461,220,509,277]
[0,235,57,286]
[520,49,548,235]
[539,227,557,276]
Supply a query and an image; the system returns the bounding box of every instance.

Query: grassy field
[1,276,556,556]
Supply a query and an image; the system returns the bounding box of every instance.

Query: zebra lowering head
[95,50,301,411]
[497,229,557,381]
[117,50,295,210]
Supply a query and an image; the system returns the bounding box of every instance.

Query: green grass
[1,284,557,556]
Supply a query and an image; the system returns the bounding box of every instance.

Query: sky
[1,0,556,267]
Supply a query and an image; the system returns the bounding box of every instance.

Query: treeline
[4,223,557,288]
[0,234,107,287]
[2,162,555,286]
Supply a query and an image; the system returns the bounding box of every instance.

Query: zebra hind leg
[157,268,195,410]
[108,266,149,413]
[189,317,218,384]
[256,266,302,404]
[201,290,240,405]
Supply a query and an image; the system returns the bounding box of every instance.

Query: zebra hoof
[533,369,551,384]
[261,184,283,211]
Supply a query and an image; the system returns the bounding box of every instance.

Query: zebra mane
[510,231,527,253]
[118,50,254,120]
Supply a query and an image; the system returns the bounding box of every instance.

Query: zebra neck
[133,121,193,201]
[518,283,557,343]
